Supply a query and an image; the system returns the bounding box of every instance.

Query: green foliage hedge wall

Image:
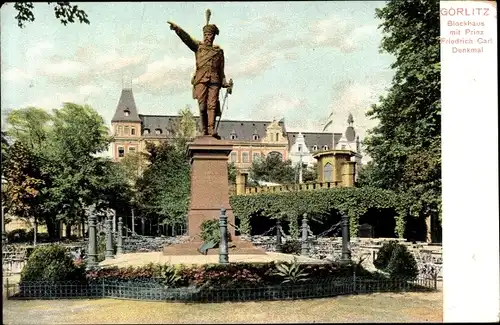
[230,187,409,238]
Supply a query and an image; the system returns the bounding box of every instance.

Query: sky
[1,1,395,143]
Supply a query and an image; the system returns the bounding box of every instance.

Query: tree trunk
[425,215,432,243]
[141,217,145,235]
[45,218,58,240]
[65,221,72,238]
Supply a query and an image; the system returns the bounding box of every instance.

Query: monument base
[162,135,264,256]
[186,135,235,239]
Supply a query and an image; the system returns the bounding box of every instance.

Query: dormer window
[144,128,150,135]
[253,134,259,140]
[312,145,318,151]
[124,110,130,117]
[155,128,162,135]
[323,145,329,150]
[230,130,237,140]
[298,144,302,152]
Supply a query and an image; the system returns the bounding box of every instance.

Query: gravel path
[3,291,442,324]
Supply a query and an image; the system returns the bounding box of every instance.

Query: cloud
[26,41,54,60]
[42,60,87,77]
[1,67,33,83]
[324,75,390,141]
[132,55,193,95]
[227,53,279,79]
[249,94,304,121]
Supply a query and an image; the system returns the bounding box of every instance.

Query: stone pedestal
[187,136,235,239]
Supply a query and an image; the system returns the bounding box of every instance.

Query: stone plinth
[187,136,235,239]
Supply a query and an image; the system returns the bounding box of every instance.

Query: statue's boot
[207,109,220,139]
[199,104,208,135]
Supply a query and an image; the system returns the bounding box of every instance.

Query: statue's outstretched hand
[167,21,178,31]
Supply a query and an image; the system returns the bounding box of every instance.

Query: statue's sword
[215,79,233,133]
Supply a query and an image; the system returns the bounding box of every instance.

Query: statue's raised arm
[167,10,233,138]
[168,21,199,52]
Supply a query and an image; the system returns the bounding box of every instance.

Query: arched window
[124,110,130,117]
[155,128,162,135]
[322,145,329,150]
[312,145,318,151]
[323,163,333,182]
[253,134,259,140]
[144,128,150,135]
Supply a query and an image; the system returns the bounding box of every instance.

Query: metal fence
[5,276,437,303]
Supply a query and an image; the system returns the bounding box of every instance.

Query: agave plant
[274,257,309,284]
[160,264,181,288]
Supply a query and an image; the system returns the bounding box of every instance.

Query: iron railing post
[219,208,229,264]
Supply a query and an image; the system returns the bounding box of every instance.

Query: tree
[2,142,47,239]
[249,154,296,184]
[7,2,90,28]
[361,0,441,238]
[227,162,237,184]
[135,107,195,231]
[3,104,127,239]
[136,141,191,231]
[168,105,197,150]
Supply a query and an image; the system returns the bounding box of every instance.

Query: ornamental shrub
[20,244,86,282]
[200,219,232,244]
[374,241,418,279]
[280,239,301,255]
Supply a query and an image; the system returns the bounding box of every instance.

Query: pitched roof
[111,88,141,122]
[139,114,285,141]
[287,132,342,152]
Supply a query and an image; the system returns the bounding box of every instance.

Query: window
[252,134,259,140]
[230,133,237,140]
[155,128,162,135]
[118,126,123,135]
[253,152,260,161]
[124,110,130,117]
[323,145,329,150]
[298,144,302,152]
[129,147,136,153]
[124,126,130,135]
[131,127,136,135]
[275,133,279,141]
[118,146,125,158]
[144,128,150,135]
[230,152,237,163]
[312,145,318,151]
[323,163,333,182]
[242,152,249,163]
[341,145,346,149]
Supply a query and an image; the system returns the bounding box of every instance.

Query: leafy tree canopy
[7,2,90,28]
[360,0,441,221]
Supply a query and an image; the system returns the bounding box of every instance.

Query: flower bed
[8,259,437,302]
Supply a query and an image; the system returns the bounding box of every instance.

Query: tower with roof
[111,85,142,161]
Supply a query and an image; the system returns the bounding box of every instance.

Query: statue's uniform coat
[174,27,226,133]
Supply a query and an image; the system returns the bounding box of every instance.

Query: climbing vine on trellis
[229,187,410,238]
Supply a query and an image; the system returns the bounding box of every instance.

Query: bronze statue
[168,9,233,138]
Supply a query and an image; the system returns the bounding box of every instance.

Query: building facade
[110,87,362,173]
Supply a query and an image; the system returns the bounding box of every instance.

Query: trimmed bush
[21,244,86,282]
[280,239,301,255]
[200,219,232,244]
[374,241,418,279]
